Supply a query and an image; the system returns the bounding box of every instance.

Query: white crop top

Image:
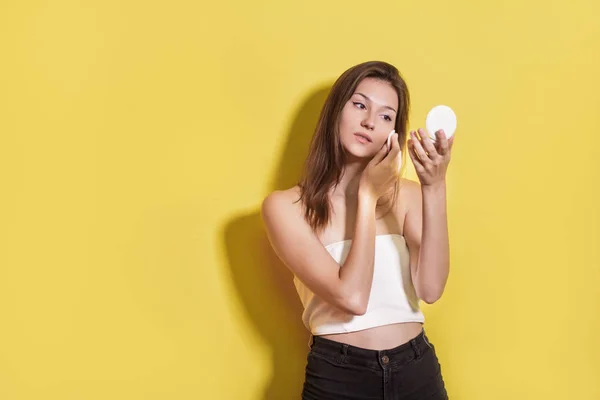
[293,234,425,335]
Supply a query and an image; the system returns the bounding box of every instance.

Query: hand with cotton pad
[359,130,402,201]
[386,130,402,172]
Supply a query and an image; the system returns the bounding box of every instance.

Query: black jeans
[302,328,448,399]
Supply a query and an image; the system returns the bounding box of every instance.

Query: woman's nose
[361,116,375,130]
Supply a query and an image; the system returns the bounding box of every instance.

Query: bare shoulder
[398,178,422,213]
[260,186,368,315]
[399,178,421,194]
[261,186,303,220]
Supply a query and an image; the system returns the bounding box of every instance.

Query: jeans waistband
[309,328,433,369]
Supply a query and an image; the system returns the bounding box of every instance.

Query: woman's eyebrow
[355,92,397,113]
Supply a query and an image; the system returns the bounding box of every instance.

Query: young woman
[261,61,454,399]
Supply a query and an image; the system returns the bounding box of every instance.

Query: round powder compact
[425,105,457,141]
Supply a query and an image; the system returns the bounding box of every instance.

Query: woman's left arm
[403,128,454,304]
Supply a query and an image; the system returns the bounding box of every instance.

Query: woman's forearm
[416,183,450,303]
[337,191,378,314]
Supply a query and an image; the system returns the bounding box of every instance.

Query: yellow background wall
[1,0,599,399]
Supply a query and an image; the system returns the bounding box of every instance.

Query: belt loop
[410,337,421,359]
[340,343,349,363]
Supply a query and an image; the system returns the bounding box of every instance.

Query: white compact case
[425,105,457,141]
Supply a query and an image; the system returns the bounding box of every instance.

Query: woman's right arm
[261,134,402,315]
[261,189,378,315]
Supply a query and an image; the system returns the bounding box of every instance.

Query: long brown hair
[297,61,410,233]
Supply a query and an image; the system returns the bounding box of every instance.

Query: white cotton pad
[425,105,457,141]
[386,129,395,151]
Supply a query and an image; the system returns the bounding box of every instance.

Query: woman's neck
[331,160,369,199]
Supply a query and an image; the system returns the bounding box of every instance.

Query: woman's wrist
[422,181,446,194]
[358,189,378,210]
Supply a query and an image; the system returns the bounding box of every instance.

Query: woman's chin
[344,145,376,161]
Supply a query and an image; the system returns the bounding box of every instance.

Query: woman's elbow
[340,293,368,316]
[420,289,444,304]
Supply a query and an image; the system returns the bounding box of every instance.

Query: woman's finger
[383,133,401,164]
[417,128,439,159]
[389,133,400,154]
[372,140,390,165]
[410,131,430,163]
[408,140,425,172]
[436,130,449,156]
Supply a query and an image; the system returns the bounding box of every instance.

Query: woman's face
[338,77,398,159]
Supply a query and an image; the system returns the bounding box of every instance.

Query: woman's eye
[353,102,366,109]
[383,115,392,121]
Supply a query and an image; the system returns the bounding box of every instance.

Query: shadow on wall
[222,85,332,399]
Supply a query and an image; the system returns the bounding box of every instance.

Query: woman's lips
[354,133,372,143]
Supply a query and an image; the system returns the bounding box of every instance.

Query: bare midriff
[320,321,424,350]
